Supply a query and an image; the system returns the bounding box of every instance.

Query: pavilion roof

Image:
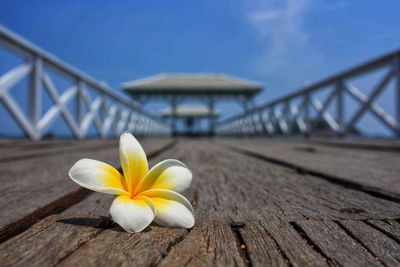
[121,73,262,96]
[160,106,220,118]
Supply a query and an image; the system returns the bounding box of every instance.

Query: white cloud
[243,0,324,87]
[249,9,281,22]
[247,0,311,55]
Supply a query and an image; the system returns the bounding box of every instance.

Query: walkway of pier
[0,138,400,266]
[2,25,400,267]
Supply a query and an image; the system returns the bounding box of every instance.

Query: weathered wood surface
[0,138,400,267]
[219,138,400,200]
[0,138,174,242]
[309,137,400,152]
[296,220,382,266]
[0,139,117,162]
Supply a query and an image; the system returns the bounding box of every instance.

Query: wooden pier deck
[0,138,400,267]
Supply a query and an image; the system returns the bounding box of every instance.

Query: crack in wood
[191,189,199,209]
[289,221,335,266]
[230,221,253,267]
[221,143,400,204]
[149,229,191,267]
[260,223,293,267]
[335,220,388,267]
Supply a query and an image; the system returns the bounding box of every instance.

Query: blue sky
[1,0,400,136]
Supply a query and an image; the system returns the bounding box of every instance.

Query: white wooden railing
[216,50,400,138]
[0,26,170,140]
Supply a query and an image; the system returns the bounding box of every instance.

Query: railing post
[336,79,345,137]
[303,93,310,138]
[76,80,84,129]
[268,108,275,136]
[29,57,42,139]
[283,101,290,134]
[395,54,400,138]
[233,121,238,136]
[257,109,267,135]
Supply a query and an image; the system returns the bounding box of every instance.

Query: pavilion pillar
[171,97,178,136]
[395,54,400,138]
[208,97,215,136]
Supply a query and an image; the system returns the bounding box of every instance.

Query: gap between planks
[218,142,400,205]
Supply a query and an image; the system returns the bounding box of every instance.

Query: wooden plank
[0,142,180,267]
[54,140,246,267]
[339,220,400,266]
[257,220,328,267]
[0,139,117,162]
[209,142,400,222]
[233,222,289,267]
[59,223,186,267]
[0,137,168,162]
[309,138,400,152]
[367,219,400,243]
[2,139,400,266]
[296,220,382,266]
[0,192,186,267]
[156,221,245,267]
[219,138,400,199]
[235,220,329,267]
[0,138,173,242]
[0,193,114,267]
[167,140,400,266]
[154,140,400,266]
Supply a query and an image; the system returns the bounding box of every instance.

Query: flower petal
[135,159,192,194]
[110,195,155,233]
[119,132,148,194]
[140,189,194,229]
[68,158,129,195]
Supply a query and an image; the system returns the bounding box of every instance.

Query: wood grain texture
[0,193,114,267]
[56,141,246,267]
[219,138,400,199]
[296,220,382,266]
[309,138,400,152]
[258,220,327,267]
[157,221,244,267]
[0,139,117,162]
[235,221,290,267]
[0,138,173,242]
[1,138,400,266]
[0,140,176,267]
[366,219,400,243]
[339,220,400,266]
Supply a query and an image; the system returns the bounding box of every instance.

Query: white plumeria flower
[68,132,194,233]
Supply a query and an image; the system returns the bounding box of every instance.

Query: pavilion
[161,106,219,136]
[121,73,263,135]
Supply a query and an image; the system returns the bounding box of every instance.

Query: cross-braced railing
[0,26,170,140]
[216,50,400,138]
